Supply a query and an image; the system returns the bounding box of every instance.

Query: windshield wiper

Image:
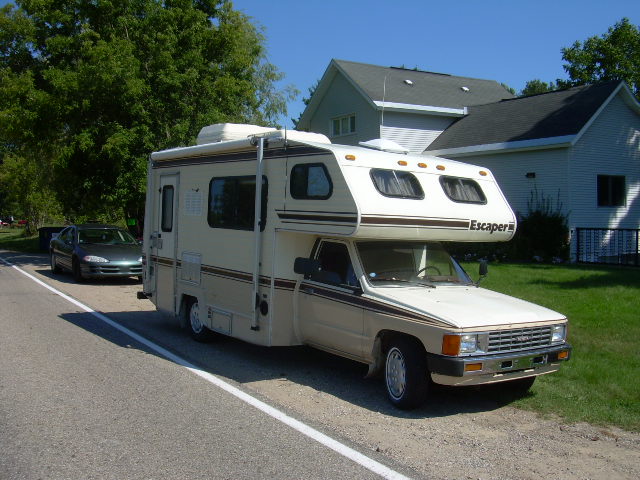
[370,277,436,288]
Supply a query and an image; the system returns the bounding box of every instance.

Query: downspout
[251,136,265,330]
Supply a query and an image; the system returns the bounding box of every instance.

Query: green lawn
[468,262,640,432]
[0,228,41,253]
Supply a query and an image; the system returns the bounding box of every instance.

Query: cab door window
[311,242,359,288]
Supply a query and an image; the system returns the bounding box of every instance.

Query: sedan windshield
[356,241,472,287]
[78,228,137,245]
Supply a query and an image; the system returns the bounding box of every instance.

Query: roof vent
[359,138,410,154]
[404,79,414,86]
[461,86,470,92]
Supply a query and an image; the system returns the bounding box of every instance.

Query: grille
[487,326,552,353]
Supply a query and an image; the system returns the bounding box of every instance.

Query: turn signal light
[464,363,483,372]
[558,350,569,360]
[442,335,461,356]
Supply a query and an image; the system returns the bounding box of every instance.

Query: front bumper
[427,344,572,386]
[81,262,143,278]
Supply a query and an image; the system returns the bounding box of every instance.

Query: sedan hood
[369,285,565,329]
[80,243,141,262]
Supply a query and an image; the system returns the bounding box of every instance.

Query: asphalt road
[0,253,410,480]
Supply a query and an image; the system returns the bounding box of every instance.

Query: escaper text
[469,220,511,234]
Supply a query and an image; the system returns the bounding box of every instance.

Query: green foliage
[561,18,640,99]
[0,0,294,223]
[520,79,558,96]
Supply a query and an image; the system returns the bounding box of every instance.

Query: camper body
[143,124,571,408]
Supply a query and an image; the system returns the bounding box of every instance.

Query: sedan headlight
[83,255,109,263]
[551,324,567,343]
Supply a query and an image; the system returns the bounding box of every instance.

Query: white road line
[0,256,411,480]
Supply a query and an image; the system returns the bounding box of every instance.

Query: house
[425,81,640,263]
[296,59,514,154]
[298,59,640,264]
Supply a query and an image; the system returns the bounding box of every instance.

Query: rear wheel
[384,336,430,409]
[186,297,214,342]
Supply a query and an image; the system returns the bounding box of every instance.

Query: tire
[72,258,84,283]
[186,297,214,342]
[384,336,430,409]
[50,252,61,274]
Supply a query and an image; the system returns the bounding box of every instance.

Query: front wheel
[186,297,214,342]
[50,252,61,274]
[384,336,430,409]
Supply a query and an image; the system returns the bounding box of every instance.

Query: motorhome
[142,123,571,409]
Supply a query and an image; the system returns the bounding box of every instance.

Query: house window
[597,175,625,207]
[370,169,424,199]
[290,163,332,199]
[440,176,487,204]
[331,114,356,136]
[208,176,268,230]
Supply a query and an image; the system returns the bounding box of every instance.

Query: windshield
[356,241,472,287]
[78,228,137,245]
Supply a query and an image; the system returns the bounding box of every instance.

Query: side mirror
[476,260,488,286]
[294,257,320,276]
[479,260,488,277]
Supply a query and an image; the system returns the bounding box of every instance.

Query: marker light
[418,163,427,168]
[464,363,483,372]
[442,335,461,356]
[479,170,488,176]
[345,154,356,161]
[436,165,445,171]
[397,160,407,166]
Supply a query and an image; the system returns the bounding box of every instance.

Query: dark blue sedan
[50,224,142,282]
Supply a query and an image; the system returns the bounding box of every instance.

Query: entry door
[296,240,364,358]
[153,174,179,313]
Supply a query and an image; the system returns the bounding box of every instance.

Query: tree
[561,18,640,99]
[292,79,319,129]
[520,79,557,96]
[0,0,294,227]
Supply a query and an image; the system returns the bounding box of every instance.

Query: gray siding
[569,94,640,230]
[381,112,455,153]
[441,149,570,219]
[307,73,379,146]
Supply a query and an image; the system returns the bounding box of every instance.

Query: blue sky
[2,0,638,128]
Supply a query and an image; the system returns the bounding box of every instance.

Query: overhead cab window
[208,176,268,230]
[370,169,424,199]
[290,163,332,199]
[440,176,486,204]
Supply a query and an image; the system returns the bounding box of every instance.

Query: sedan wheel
[50,253,61,274]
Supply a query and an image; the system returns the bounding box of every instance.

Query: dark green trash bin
[38,227,64,252]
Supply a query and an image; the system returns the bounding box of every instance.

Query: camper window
[161,185,174,232]
[290,163,332,200]
[440,176,486,204]
[208,175,268,231]
[370,169,424,199]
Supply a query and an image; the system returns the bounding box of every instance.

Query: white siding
[307,73,379,146]
[442,149,570,219]
[381,112,455,154]
[569,94,640,230]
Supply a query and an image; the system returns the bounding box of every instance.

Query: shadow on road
[58,306,533,420]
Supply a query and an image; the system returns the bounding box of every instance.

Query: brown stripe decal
[361,216,469,229]
[277,212,358,224]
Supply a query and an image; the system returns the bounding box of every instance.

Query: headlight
[83,255,109,263]
[137,256,143,263]
[551,324,566,343]
[460,334,478,353]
